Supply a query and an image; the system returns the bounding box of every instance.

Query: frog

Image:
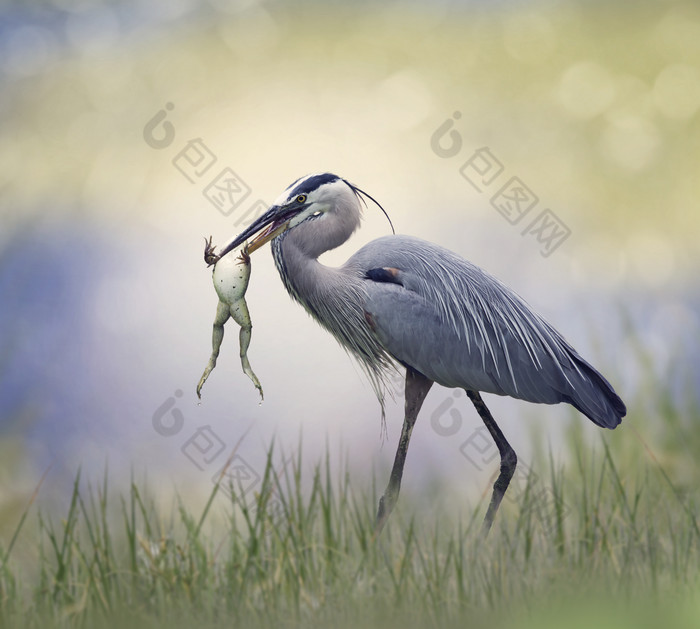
[196,236,263,400]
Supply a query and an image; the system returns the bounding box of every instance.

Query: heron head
[214,173,394,260]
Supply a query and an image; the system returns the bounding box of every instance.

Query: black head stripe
[288,173,340,197]
[283,173,395,235]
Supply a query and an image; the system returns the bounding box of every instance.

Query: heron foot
[204,236,220,267]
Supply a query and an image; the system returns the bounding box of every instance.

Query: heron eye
[296,194,307,204]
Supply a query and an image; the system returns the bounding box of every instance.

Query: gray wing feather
[348,235,625,428]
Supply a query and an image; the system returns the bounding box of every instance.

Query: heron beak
[216,205,296,259]
[246,219,291,253]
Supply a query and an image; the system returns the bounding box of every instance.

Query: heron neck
[272,207,361,298]
[273,230,359,311]
[270,218,394,403]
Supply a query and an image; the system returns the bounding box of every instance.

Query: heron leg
[375,368,433,536]
[466,390,517,537]
[196,301,230,398]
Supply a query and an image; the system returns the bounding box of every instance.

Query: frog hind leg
[230,299,264,400]
[197,300,230,398]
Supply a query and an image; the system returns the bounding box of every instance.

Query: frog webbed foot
[204,236,220,267]
[238,244,251,265]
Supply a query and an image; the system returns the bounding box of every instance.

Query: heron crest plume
[281,173,396,234]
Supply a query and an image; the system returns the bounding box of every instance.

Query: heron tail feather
[563,353,627,429]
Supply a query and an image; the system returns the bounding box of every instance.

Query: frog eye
[296,194,307,204]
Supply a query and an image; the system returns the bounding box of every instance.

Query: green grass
[1,425,699,629]
[1,1,698,626]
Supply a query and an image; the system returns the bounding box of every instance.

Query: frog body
[197,242,263,400]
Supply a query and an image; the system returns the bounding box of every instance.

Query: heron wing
[349,235,625,428]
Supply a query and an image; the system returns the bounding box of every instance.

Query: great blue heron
[205,173,626,536]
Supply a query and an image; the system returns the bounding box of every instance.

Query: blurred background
[0,0,698,522]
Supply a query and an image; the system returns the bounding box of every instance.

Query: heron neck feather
[271,214,394,393]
